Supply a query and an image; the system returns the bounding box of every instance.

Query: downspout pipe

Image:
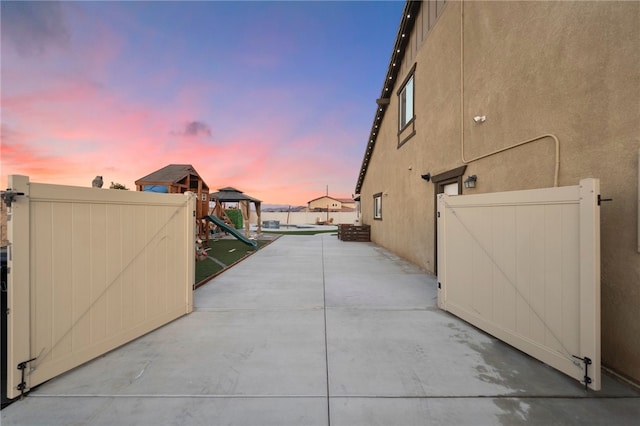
[459,1,560,187]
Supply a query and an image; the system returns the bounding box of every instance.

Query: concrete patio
[2,234,639,425]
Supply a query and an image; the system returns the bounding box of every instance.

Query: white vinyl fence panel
[437,178,600,390]
[249,211,358,226]
[6,175,195,398]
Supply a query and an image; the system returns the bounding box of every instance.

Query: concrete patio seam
[193,307,324,312]
[27,393,640,400]
[27,394,328,399]
[321,236,332,426]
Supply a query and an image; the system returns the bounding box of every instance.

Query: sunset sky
[1,1,404,205]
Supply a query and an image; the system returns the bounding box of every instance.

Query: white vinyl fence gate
[437,178,601,390]
[5,175,196,399]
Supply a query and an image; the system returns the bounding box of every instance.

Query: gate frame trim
[6,175,32,398]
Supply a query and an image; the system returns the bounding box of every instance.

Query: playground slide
[206,215,258,249]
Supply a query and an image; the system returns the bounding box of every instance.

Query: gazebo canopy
[210,187,261,204]
[209,187,263,234]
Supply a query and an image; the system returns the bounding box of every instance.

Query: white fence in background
[249,210,358,226]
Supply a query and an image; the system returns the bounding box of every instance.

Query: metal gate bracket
[16,357,37,399]
[572,355,592,390]
[1,189,25,208]
[597,194,612,206]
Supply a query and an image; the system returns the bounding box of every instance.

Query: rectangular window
[373,193,382,220]
[399,75,414,130]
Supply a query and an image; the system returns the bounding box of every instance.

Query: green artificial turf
[195,238,270,285]
[195,257,223,284]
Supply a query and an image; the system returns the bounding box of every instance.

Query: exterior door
[431,166,467,274]
[443,183,459,195]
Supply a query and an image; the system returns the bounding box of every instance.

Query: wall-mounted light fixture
[464,175,477,189]
[421,173,431,181]
[473,115,486,123]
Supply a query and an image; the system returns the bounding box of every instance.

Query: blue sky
[1,0,405,204]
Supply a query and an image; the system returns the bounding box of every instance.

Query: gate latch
[597,195,612,206]
[1,189,25,208]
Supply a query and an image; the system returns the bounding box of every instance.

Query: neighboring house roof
[135,164,209,190]
[210,187,261,203]
[307,195,353,204]
[355,0,421,194]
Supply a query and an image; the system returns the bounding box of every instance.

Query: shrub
[224,209,243,229]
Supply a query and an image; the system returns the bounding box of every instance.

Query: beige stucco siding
[359,1,640,383]
[309,196,342,211]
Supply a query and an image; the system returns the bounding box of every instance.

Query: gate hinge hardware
[1,189,25,208]
[571,355,592,391]
[597,195,612,206]
[16,357,37,399]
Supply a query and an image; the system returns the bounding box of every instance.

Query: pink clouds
[1,109,359,205]
[1,136,85,186]
[1,70,359,204]
[0,2,384,205]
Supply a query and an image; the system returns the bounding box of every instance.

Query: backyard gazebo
[210,187,263,234]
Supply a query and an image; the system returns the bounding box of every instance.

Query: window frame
[431,165,467,274]
[399,76,414,130]
[397,64,416,132]
[373,192,383,220]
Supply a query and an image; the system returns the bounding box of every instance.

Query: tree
[109,182,129,190]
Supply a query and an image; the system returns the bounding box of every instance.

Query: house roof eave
[355,1,421,195]
[307,195,340,204]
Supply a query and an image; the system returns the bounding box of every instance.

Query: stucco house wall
[338,199,356,210]
[358,1,640,384]
[309,196,342,211]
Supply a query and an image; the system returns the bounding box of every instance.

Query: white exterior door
[5,175,196,399]
[437,179,601,390]
[443,182,459,195]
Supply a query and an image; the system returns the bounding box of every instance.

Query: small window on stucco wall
[399,74,414,131]
[397,63,417,148]
[373,192,382,220]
